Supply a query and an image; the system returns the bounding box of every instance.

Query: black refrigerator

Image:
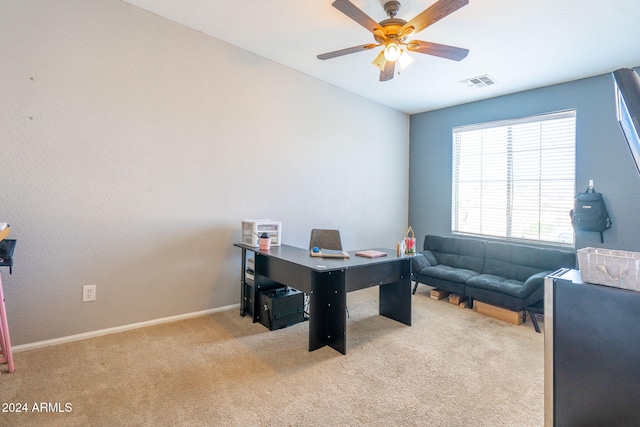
[544,269,640,426]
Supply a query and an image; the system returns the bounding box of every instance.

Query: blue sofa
[412,235,576,311]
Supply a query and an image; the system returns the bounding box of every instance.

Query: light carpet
[0,286,544,426]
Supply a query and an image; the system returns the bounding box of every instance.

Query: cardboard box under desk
[473,301,524,325]
[430,289,450,300]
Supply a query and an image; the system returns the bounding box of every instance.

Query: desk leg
[380,261,412,326]
[240,248,247,317]
[308,270,347,354]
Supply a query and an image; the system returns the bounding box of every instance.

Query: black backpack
[570,186,612,243]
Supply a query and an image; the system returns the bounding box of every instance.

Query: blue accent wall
[409,71,640,252]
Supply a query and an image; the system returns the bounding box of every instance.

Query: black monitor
[613,67,640,176]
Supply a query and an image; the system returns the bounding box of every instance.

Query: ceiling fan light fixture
[397,50,414,72]
[384,42,401,62]
[372,50,387,71]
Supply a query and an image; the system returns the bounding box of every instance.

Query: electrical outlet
[82,285,96,302]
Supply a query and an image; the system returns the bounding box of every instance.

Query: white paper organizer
[241,220,281,247]
[577,247,640,291]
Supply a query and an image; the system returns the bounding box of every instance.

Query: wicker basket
[577,247,640,291]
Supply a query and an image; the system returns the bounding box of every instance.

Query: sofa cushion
[419,264,481,285]
[466,271,548,298]
[466,242,575,310]
[482,242,575,282]
[466,275,526,297]
[424,235,485,273]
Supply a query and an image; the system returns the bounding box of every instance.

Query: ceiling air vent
[459,74,497,88]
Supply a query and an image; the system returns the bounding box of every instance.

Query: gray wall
[409,72,640,253]
[0,1,409,346]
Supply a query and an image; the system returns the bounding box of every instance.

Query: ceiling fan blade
[402,0,469,35]
[317,44,378,60]
[332,0,384,34]
[380,60,395,81]
[407,40,469,61]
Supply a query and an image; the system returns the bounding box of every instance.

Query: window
[452,110,576,245]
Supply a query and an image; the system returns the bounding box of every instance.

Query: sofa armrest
[411,251,439,273]
[521,271,552,295]
[422,250,438,266]
[411,253,430,273]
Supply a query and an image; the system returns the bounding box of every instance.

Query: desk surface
[234,243,403,272]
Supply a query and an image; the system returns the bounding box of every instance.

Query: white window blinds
[452,110,576,245]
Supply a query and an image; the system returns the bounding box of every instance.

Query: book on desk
[355,250,388,258]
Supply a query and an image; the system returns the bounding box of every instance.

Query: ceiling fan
[317,0,469,81]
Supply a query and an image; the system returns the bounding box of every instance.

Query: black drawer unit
[258,287,304,331]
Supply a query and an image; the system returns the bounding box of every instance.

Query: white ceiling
[122,0,640,114]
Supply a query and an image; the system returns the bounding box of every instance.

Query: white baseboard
[12,303,240,353]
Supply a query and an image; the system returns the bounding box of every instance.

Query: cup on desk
[259,237,272,250]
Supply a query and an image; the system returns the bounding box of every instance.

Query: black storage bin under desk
[258,287,304,331]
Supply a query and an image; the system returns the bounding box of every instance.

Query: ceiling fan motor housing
[374,22,407,44]
[384,1,401,18]
[378,1,408,43]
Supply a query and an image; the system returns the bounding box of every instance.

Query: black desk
[234,243,412,354]
[0,239,16,274]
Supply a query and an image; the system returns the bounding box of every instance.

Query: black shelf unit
[544,269,640,426]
